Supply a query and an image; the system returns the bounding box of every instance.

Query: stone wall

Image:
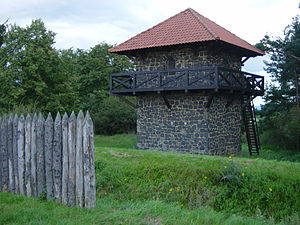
[136,93,241,155]
[133,45,242,155]
[133,45,242,71]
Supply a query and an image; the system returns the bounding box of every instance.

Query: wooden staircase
[242,95,260,155]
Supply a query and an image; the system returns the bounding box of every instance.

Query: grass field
[1,134,300,225]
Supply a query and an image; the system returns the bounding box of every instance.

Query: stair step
[243,97,260,156]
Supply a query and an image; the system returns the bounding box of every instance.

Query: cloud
[3,0,299,49]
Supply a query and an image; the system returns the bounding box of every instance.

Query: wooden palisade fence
[0,111,96,208]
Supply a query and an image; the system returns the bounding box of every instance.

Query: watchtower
[109,8,264,155]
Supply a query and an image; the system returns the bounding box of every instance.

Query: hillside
[1,134,300,225]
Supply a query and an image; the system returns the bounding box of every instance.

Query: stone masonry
[132,45,243,155]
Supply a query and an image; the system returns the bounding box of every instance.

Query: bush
[261,106,300,151]
[93,96,136,135]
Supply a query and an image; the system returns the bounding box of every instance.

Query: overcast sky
[1,0,300,105]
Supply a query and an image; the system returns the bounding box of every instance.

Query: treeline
[0,19,136,135]
[257,14,300,151]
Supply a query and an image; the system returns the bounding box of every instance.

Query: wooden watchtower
[109,8,264,155]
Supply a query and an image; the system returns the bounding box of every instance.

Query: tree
[0,19,77,112]
[258,14,300,151]
[0,19,135,134]
[75,43,134,111]
[0,20,8,47]
[258,15,300,108]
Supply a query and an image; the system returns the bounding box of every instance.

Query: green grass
[94,133,136,149]
[240,143,300,162]
[0,192,279,225]
[1,134,300,225]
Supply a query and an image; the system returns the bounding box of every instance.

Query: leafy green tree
[0,19,76,112]
[76,43,134,111]
[0,19,135,134]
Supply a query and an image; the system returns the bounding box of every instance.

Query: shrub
[93,96,136,135]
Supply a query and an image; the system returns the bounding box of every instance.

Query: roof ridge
[188,8,262,53]
[187,8,219,40]
[109,9,191,52]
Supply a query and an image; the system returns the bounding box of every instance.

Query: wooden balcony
[110,66,264,96]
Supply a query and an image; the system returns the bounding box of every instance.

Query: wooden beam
[114,95,137,109]
[161,95,172,109]
[225,96,235,108]
[241,57,250,65]
[205,95,214,108]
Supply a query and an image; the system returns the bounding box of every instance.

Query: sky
[1,0,300,105]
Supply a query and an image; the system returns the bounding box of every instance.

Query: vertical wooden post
[1,116,9,191]
[8,114,14,193]
[68,112,76,206]
[75,111,84,207]
[44,113,53,199]
[2,110,95,208]
[0,116,2,191]
[13,114,19,194]
[53,112,62,203]
[25,114,32,196]
[36,113,45,197]
[61,113,69,205]
[83,111,96,208]
[18,114,25,195]
[30,113,37,197]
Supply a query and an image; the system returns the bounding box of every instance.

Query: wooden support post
[83,111,96,208]
[76,111,84,207]
[68,112,76,206]
[36,113,45,197]
[44,113,53,199]
[53,112,62,203]
[8,114,14,193]
[13,114,19,194]
[18,114,25,195]
[0,116,2,192]
[61,113,69,205]
[1,116,9,191]
[30,113,37,197]
[24,114,32,196]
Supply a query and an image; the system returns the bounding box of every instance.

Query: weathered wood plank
[13,114,19,194]
[0,116,2,191]
[75,111,84,207]
[18,114,25,195]
[8,114,14,193]
[44,113,53,199]
[83,111,96,208]
[30,113,37,197]
[68,112,76,206]
[2,110,95,208]
[53,112,62,203]
[1,116,9,191]
[61,113,69,205]
[36,113,45,197]
[24,114,32,196]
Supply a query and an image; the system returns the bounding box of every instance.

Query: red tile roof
[108,8,264,56]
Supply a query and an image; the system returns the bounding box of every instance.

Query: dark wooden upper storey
[108,8,264,96]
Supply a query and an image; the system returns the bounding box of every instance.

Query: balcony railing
[110,66,264,96]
